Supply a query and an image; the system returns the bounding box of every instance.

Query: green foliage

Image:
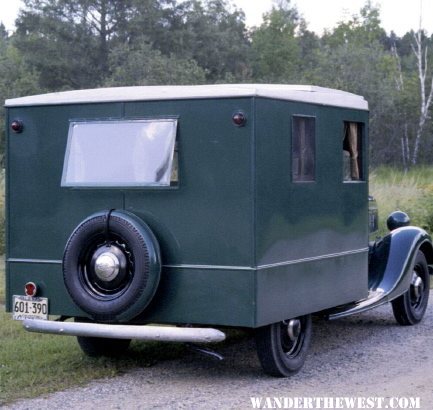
[322,1,386,48]
[15,2,97,89]
[313,40,401,166]
[167,0,251,82]
[106,40,207,86]
[250,0,302,82]
[0,36,40,166]
[0,0,433,167]
[14,0,250,87]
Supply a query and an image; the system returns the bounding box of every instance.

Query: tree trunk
[411,27,433,165]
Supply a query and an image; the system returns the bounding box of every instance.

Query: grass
[370,166,433,235]
[2,166,433,404]
[0,309,187,405]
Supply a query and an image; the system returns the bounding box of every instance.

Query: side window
[343,122,363,181]
[292,116,315,182]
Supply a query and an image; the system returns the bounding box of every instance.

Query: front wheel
[391,250,430,325]
[255,315,312,377]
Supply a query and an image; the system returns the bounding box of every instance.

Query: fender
[327,226,433,320]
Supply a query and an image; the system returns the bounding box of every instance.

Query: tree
[13,0,251,88]
[250,0,302,82]
[0,34,40,165]
[106,39,207,86]
[314,2,402,166]
[161,0,251,82]
[15,0,104,89]
[322,1,387,49]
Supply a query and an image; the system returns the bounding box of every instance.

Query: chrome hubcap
[411,271,424,303]
[287,319,301,342]
[94,252,120,282]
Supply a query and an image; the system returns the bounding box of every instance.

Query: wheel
[77,336,131,357]
[74,317,131,357]
[255,315,312,377]
[392,250,430,325]
[63,210,161,323]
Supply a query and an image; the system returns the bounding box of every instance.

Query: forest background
[2,0,433,169]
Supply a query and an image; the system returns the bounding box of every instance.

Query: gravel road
[6,299,433,410]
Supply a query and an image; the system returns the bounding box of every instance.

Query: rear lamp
[11,120,24,133]
[25,282,37,297]
[232,111,246,127]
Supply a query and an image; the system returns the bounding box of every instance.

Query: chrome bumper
[23,319,226,343]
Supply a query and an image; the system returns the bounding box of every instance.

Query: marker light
[25,282,37,297]
[232,112,246,127]
[11,120,24,133]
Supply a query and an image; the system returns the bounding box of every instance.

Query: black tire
[255,315,312,377]
[77,336,131,357]
[74,318,131,357]
[392,250,430,325]
[63,210,161,323]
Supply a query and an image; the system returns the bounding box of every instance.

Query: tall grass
[370,166,433,235]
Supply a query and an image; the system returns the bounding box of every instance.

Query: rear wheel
[75,318,131,357]
[77,336,131,357]
[255,315,312,377]
[392,250,430,325]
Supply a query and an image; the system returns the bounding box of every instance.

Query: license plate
[12,295,49,320]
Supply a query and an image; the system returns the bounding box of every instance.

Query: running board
[23,319,226,343]
[326,289,387,320]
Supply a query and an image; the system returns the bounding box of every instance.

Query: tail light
[25,282,37,297]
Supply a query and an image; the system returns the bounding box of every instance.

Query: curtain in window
[344,122,359,180]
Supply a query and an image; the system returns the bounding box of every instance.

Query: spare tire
[63,210,161,323]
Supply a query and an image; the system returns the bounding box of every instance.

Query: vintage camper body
[5,85,432,376]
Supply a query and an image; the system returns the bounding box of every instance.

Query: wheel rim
[79,234,135,300]
[409,267,426,311]
[280,318,305,357]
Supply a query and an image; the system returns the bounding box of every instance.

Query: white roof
[5,84,368,110]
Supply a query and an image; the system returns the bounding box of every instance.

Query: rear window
[61,119,178,187]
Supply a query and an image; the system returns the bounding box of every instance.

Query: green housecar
[4,84,433,376]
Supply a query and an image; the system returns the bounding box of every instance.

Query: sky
[0,0,432,36]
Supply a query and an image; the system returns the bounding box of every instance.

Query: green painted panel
[124,98,254,266]
[141,267,255,327]
[253,99,369,306]
[7,104,124,261]
[5,95,371,328]
[255,252,368,326]
[6,262,256,327]
[7,262,82,315]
